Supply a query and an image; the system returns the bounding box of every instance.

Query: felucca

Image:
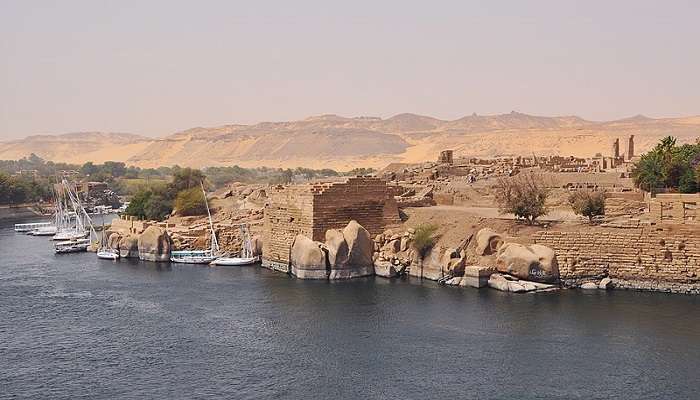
[170,182,220,264]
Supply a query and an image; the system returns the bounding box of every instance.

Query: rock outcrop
[495,243,559,283]
[290,234,328,279]
[486,273,558,293]
[118,235,140,258]
[331,220,374,279]
[475,228,504,256]
[137,226,172,262]
[289,221,375,279]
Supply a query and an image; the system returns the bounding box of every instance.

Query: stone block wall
[262,177,401,270]
[262,186,315,270]
[311,177,400,241]
[534,229,700,293]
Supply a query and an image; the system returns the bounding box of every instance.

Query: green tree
[173,187,207,216]
[632,151,664,193]
[144,192,173,220]
[80,162,98,176]
[632,136,700,193]
[170,168,206,193]
[679,168,698,194]
[124,189,152,219]
[568,190,606,223]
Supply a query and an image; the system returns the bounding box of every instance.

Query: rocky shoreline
[100,215,698,295]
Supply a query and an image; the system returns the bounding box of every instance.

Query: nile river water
[1,217,699,399]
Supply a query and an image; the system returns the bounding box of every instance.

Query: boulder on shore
[107,233,122,250]
[334,220,374,278]
[475,228,504,256]
[119,235,140,258]
[290,234,328,279]
[495,243,559,283]
[137,226,172,262]
[487,273,557,293]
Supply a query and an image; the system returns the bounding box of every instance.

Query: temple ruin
[262,177,401,271]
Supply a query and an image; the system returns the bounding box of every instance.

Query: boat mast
[201,181,219,254]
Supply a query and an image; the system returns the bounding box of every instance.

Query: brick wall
[262,177,401,269]
[534,229,700,292]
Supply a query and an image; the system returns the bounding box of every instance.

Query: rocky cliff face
[3,113,699,169]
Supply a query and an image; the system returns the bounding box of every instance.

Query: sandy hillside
[2,113,698,169]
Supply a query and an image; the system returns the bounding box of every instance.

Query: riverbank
[0,204,43,222]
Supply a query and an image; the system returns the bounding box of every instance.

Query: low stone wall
[534,229,700,294]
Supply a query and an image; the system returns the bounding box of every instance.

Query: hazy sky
[1,0,699,139]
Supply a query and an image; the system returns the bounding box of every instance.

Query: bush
[494,172,550,224]
[412,223,439,258]
[174,188,207,216]
[568,190,605,223]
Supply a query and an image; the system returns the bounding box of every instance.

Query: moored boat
[54,238,90,254]
[29,225,59,236]
[170,250,218,264]
[15,222,52,233]
[210,224,258,266]
[97,249,120,260]
[170,182,220,264]
[210,255,259,266]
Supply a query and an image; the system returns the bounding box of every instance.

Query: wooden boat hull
[170,256,218,264]
[210,256,259,266]
[97,251,119,260]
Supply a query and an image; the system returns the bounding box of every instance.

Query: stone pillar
[628,135,635,160]
[611,138,620,159]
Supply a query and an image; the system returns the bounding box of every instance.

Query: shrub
[494,172,550,224]
[174,187,207,216]
[568,190,605,223]
[412,223,439,258]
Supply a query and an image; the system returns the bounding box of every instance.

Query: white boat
[97,249,120,260]
[30,225,59,236]
[96,217,119,260]
[54,238,90,254]
[170,249,218,264]
[210,255,259,266]
[171,182,220,264]
[53,229,89,241]
[15,222,52,233]
[210,224,258,266]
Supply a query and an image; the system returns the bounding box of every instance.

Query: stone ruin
[261,177,401,276]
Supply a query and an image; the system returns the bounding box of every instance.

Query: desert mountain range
[2,112,699,170]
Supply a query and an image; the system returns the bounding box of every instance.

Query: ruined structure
[262,177,401,271]
[648,193,699,224]
[627,135,635,159]
[438,150,454,165]
[535,229,700,293]
[611,138,620,159]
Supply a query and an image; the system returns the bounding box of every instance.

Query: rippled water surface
[1,217,699,399]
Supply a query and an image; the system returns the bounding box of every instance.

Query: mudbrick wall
[262,177,401,270]
[534,229,700,294]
